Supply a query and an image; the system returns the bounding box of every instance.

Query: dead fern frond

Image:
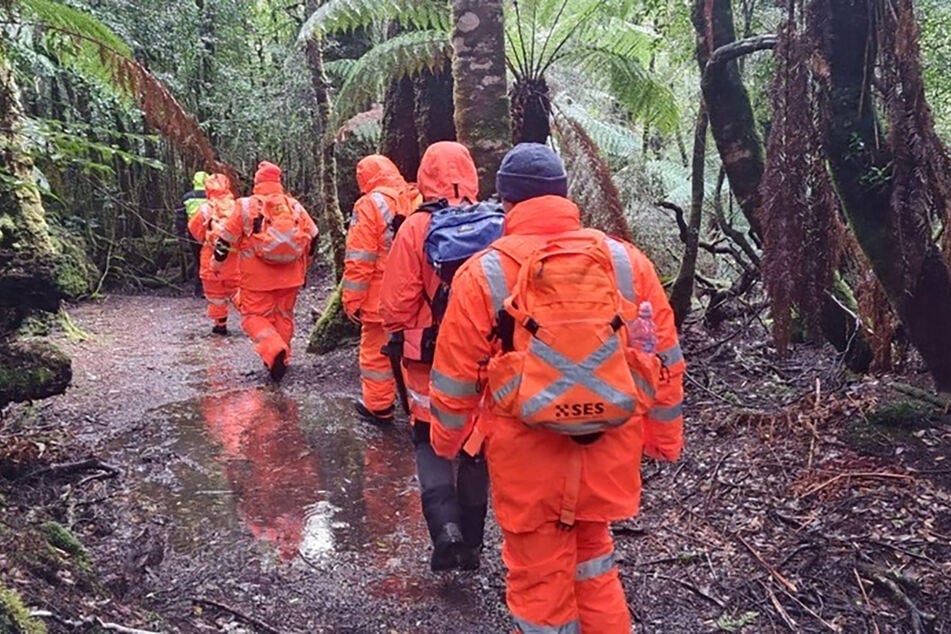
[761,12,842,352]
[552,105,632,243]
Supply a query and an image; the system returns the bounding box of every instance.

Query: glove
[212,238,230,262]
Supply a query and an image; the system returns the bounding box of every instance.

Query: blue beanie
[496,143,568,204]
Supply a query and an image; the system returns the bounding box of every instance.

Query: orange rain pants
[203,278,238,326]
[402,359,431,424]
[504,521,629,633]
[238,287,299,369]
[358,321,396,413]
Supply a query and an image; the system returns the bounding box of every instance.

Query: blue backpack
[413,199,505,364]
[424,200,505,285]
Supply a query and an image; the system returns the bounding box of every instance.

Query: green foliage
[20,0,133,99]
[0,586,47,634]
[330,30,451,132]
[298,0,449,44]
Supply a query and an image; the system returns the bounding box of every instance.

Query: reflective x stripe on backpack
[480,238,649,420]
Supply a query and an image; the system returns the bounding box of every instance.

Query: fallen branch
[30,610,159,634]
[191,597,282,634]
[17,457,120,483]
[852,568,881,634]
[736,534,798,594]
[761,580,799,631]
[797,471,914,499]
[856,565,936,634]
[651,574,726,608]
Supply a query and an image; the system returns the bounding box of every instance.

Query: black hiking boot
[269,350,288,383]
[354,399,395,425]
[212,323,228,336]
[456,546,481,571]
[431,522,464,572]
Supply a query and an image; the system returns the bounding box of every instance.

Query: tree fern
[297,0,449,45]
[329,29,450,132]
[553,98,641,161]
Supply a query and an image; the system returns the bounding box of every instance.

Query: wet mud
[17,291,509,632]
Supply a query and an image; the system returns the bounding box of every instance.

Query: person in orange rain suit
[214,161,319,382]
[188,173,240,335]
[429,143,686,633]
[343,155,419,424]
[379,141,489,572]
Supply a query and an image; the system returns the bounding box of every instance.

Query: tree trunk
[819,0,951,390]
[669,105,708,330]
[304,30,346,282]
[692,0,764,240]
[414,60,456,150]
[451,0,511,198]
[0,50,72,405]
[692,0,873,371]
[381,75,421,180]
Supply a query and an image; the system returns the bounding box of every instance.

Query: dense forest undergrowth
[2,0,951,631]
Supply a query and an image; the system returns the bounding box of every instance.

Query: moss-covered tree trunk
[819,0,951,391]
[691,0,872,371]
[304,28,346,282]
[381,74,421,180]
[451,0,511,198]
[0,50,71,406]
[414,60,456,150]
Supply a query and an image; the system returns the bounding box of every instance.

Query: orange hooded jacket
[189,174,240,282]
[428,195,685,533]
[218,162,319,292]
[379,142,479,348]
[342,155,416,322]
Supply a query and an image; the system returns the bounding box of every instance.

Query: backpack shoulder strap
[602,235,637,303]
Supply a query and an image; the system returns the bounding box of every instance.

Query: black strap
[495,309,516,352]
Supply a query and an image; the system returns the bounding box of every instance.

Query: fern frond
[552,109,633,242]
[553,98,641,161]
[572,46,679,134]
[298,0,449,45]
[19,0,234,181]
[330,30,451,132]
[324,58,357,83]
[20,0,132,92]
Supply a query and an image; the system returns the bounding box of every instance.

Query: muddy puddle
[111,387,427,568]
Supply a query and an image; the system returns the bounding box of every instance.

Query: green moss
[48,223,99,300]
[0,586,47,634]
[0,340,72,407]
[307,282,360,355]
[39,521,88,562]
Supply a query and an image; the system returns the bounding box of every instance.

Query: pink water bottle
[627,301,656,353]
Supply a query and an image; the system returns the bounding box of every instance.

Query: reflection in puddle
[130,387,425,565]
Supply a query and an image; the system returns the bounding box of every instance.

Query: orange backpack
[203,198,235,247]
[246,194,310,264]
[486,229,660,435]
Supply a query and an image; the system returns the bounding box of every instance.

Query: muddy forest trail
[2,286,951,633]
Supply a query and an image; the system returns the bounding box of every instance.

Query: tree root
[30,609,159,633]
[17,457,120,483]
[856,564,936,634]
[191,596,281,634]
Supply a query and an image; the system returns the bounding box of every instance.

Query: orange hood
[205,173,232,199]
[356,155,407,194]
[416,141,478,205]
